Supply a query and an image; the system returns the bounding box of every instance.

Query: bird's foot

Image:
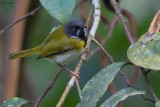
[69,72,80,79]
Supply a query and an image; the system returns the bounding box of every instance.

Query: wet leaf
[77,62,126,107]
[127,32,160,70]
[0,97,29,107]
[100,87,146,107]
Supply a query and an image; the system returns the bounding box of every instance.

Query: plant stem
[110,0,134,44]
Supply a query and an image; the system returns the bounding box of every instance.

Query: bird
[9,20,87,77]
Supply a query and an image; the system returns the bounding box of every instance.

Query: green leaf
[0,97,29,107]
[156,100,160,107]
[100,87,146,107]
[39,0,76,23]
[77,62,126,107]
[127,32,160,70]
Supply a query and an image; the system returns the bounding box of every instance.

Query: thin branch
[119,70,132,86]
[91,37,113,62]
[56,0,101,106]
[110,0,134,44]
[34,68,63,107]
[56,76,76,107]
[75,79,82,100]
[121,8,137,41]
[141,70,159,102]
[0,5,42,36]
[121,8,141,85]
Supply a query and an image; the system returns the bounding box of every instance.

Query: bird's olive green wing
[41,25,65,45]
[37,35,73,59]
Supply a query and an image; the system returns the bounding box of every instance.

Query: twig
[121,8,141,85]
[110,0,134,44]
[34,68,63,107]
[56,76,76,107]
[141,70,159,102]
[75,79,82,100]
[56,0,101,106]
[91,37,113,62]
[121,8,137,41]
[119,70,132,86]
[0,5,42,36]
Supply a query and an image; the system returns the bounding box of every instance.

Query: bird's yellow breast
[70,38,86,51]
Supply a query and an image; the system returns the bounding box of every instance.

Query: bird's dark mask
[65,20,87,43]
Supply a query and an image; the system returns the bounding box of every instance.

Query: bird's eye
[71,27,76,31]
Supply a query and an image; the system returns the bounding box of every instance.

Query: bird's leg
[57,64,80,79]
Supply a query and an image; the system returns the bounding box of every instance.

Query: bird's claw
[70,72,80,79]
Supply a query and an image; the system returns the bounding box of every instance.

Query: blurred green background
[0,0,160,107]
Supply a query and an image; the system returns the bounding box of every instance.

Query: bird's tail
[9,46,40,59]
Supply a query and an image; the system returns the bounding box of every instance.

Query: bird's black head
[65,20,87,43]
